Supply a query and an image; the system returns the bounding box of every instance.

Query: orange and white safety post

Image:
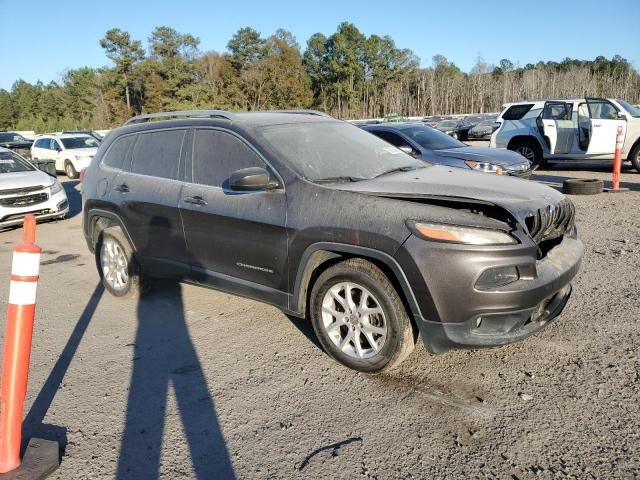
[0,215,41,473]
[611,125,624,191]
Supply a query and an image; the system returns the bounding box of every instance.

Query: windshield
[0,132,28,142]
[257,121,424,181]
[617,100,640,118]
[60,136,99,149]
[437,120,457,128]
[400,125,466,150]
[0,150,35,173]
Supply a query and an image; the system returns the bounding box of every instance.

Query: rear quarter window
[502,104,534,120]
[102,135,136,170]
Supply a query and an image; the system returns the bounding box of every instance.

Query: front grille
[0,185,44,195]
[525,198,575,244]
[0,192,49,208]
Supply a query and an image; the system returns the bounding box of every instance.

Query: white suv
[31,133,99,178]
[490,98,640,171]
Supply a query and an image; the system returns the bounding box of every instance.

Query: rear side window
[502,104,534,120]
[192,129,264,187]
[103,135,135,170]
[130,129,186,179]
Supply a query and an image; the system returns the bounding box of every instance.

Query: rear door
[584,98,626,155]
[113,128,189,278]
[180,128,288,296]
[540,101,575,154]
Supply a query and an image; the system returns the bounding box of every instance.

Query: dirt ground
[0,156,638,479]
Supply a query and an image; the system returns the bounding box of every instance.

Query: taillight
[79,168,86,182]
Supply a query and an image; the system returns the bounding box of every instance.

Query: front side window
[60,136,100,149]
[587,100,619,120]
[130,129,185,179]
[0,150,35,173]
[192,129,264,187]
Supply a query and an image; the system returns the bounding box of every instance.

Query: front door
[584,98,627,155]
[180,128,288,297]
[540,101,575,154]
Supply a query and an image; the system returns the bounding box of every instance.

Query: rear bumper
[401,235,583,353]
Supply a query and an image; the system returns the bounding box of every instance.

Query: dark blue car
[362,123,531,178]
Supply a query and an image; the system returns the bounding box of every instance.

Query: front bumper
[0,189,69,228]
[399,235,583,353]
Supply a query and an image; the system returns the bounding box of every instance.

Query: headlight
[49,180,63,194]
[409,221,517,245]
[465,160,504,175]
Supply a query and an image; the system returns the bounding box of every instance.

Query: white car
[31,133,99,179]
[490,98,640,171]
[0,148,68,228]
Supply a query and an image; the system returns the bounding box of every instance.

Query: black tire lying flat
[562,178,603,195]
[309,258,416,373]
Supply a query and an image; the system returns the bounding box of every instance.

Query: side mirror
[229,167,280,191]
[617,111,627,120]
[398,145,414,155]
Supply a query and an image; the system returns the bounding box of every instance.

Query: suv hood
[0,170,53,193]
[435,146,527,167]
[332,165,563,225]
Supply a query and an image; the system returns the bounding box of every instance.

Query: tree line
[1,22,638,131]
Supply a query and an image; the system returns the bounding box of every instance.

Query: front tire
[309,258,416,373]
[96,226,146,298]
[64,160,78,179]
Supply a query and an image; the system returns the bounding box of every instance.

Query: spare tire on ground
[562,178,603,195]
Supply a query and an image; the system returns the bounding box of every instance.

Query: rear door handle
[114,184,130,193]
[183,195,207,206]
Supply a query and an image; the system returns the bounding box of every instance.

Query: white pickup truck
[490,98,640,171]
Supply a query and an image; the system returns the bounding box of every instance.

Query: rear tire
[509,139,544,170]
[629,143,640,173]
[309,258,416,373]
[96,226,147,298]
[562,178,603,195]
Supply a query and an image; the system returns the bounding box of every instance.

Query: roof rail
[123,110,236,126]
[267,109,332,118]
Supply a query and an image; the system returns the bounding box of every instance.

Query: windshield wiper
[312,176,368,183]
[373,165,423,179]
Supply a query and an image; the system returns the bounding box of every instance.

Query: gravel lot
[0,155,638,479]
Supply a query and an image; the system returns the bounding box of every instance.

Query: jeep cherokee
[82,110,584,372]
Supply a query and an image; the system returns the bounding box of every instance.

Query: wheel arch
[290,243,424,324]
[507,135,544,152]
[86,209,136,254]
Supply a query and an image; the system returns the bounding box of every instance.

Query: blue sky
[1,0,639,90]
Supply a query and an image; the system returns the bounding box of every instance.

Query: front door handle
[183,195,207,206]
[114,184,130,193]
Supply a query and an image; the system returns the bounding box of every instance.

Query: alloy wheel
[100,238,129,291]
[321,282,387,359]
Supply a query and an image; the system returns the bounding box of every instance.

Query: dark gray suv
[82,110,583,372]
